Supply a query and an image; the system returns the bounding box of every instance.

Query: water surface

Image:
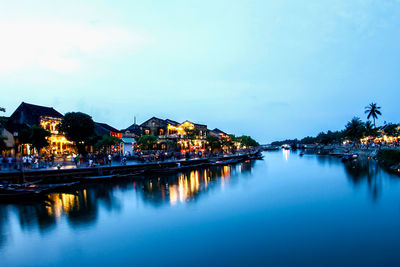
[1,151,400,266]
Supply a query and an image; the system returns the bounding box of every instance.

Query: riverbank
[376,149,400,174]
[302,145,400,175]
[0,152,261,184]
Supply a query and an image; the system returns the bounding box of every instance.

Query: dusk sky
[1,0,399,143]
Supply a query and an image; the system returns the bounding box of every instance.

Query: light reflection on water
[1,151,400,266]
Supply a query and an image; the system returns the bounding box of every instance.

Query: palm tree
[364,121,378,137]
[365,103,382,127]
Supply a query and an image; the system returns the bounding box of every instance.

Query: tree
[383,123,399,136]
[95,135,120,152]
[315,130,344,145]
[58,112,95,154]
[0,137,7,153]
[0,108,6,152]
[344,117,366,143]
[365,103,382,127]
[184,128,199,140]
[137,135,158,150]
[19,125,51,153]
[300,136,316,144]
[364,121,379,137]
[236,135,259,148]
[205,135,222,152]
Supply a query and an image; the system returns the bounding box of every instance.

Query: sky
[1,0,399,143]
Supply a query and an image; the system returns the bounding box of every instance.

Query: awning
[121,138,136,144]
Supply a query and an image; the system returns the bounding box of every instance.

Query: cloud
[0,19,151,75]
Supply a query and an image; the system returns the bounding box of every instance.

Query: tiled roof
[20,102,63,118]
[95,122,120,133]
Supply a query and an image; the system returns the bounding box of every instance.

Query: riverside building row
[1,102,231,156]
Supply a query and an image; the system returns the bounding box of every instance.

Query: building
[121,117,142,139]
[5,102,73,155]
[140,117,169,136]
[136,117,209,152]
[209,128,231,140]
[0,117,15,155]
[95,122,122,139]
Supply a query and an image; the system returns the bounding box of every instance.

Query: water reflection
[0,162,255,247]
[311,151,396,201]
[0,154,398,254]
[343,159,384,201]
[137,163,251,206]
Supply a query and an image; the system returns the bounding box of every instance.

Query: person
[34,156,39,169]
[108,154,112,166]
[7,156,12,170]
[76,154,81,167]
[27,155,32,168]
[22,155,27,168]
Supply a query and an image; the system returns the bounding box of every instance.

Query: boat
[117,170,146,178]
[0,186,48,201]
[211,158,243,166]
[148,162,209,174]
[72,174,119,181]
[248,155,264,160]
[148,166,182,174]
[340,154,358,162]
[7,182,79,191]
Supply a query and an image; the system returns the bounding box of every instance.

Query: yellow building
[6,102,74,155]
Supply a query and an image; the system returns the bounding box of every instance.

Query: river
[1,151,400,266]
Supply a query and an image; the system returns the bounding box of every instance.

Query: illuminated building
[209,128,231,140]
[95,122,122,139]
[123,117,210,152]
[5,102,74,155]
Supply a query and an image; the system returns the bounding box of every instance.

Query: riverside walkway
[0,153,256,183]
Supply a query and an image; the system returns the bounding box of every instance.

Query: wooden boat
[0,186,47,201]
[211,158,242,166]
[149,166,182,174]
[340,154,358,162]
[117,170,146,178]
[72,174,119,181]
[147,162,210,175]
[248,155,264,160]
[7,182,79,191]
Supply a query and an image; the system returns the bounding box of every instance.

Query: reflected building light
[283,149,290,161]
[83,189,87,206]
[203,170,208,189]
[169,186,178,205]
[47,193,79,219]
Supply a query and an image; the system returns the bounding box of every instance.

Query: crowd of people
[0,148,258,172]
[0,154,60,171]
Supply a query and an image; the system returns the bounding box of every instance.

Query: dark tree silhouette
[365,103,382,127]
